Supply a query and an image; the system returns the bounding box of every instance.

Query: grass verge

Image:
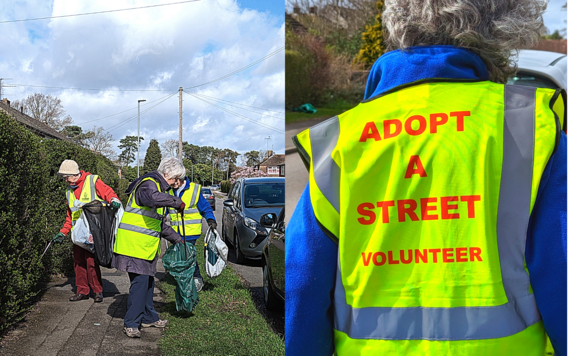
[157,240,285,356]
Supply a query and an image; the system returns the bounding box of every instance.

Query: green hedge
[0,111,121,332]
[221,180,231,194]
[285,50,312,108]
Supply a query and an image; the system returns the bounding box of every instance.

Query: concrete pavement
[285,118,329,223]
[0,252,170,355]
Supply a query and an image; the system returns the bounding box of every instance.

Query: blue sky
[543,0,567,36]
[0,0,285,161]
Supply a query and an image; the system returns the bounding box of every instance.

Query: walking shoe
[123,327,141,338]
[69,293,89,301]
[141,319,169,328]
[94,293,103,303]
[194,277,204,292]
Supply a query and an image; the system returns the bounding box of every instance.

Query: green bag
[292,103,317,114]
[162,242,199,312]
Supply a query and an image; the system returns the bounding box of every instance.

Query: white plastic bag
[204,227,228,278]
[71,201,95,253]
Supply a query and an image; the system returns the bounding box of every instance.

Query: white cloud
[1,0,284,157]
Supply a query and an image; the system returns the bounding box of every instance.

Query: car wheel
[263,263,280,310]
[234,230,245,264]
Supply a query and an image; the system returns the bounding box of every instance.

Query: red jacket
[60,171,119,235]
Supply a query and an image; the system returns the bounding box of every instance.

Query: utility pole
[0,78,13,100]
[265,136,271,156]
[137,99,146,178]
[178,87,183,161]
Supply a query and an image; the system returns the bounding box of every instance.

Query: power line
[192,92,285,115]
[186,92,284,133]
[11,83,173,92]
[106,92,178,133]
[75,93,176,125]
[185,46,285,89]
[192,93,284,120]
[0,0,202,24]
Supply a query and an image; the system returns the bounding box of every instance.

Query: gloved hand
[208,219,217,231]
[177,202,186,216]
[52,232,65,243]
[110,201,121,210]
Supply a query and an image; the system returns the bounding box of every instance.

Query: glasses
[60,174,79,179]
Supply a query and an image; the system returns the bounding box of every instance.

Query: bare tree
[84,126,115,158]
[287,0,377,36]
[17,93,73,131]
[161,139,179,158]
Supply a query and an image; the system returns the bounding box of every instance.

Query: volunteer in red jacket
[51,159,121,303]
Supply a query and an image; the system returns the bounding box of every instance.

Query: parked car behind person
[202,187,215,211]
[508,49,567,91]
[260,208,285,310]
[222,177,285,263]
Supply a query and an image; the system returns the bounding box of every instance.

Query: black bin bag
[81,201,117,268]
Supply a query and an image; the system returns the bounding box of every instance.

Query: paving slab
[0,259,168,356]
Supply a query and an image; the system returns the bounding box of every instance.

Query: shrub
[0,111,49,332]
[0,111,122,332]
[221,180,231,194]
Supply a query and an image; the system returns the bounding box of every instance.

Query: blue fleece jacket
[174,177,216,241]
[285,46,567,356]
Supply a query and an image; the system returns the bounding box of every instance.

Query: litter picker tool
[40,240,52,261]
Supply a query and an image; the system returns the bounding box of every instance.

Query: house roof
[259,154,285,167]
[285,13,308,35]
[0,99,71,141]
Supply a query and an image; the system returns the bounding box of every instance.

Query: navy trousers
[124,273,159,328]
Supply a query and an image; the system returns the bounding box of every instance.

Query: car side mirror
[223,199,234,207]
[260,213,277,228]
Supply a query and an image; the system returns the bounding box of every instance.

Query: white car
[508,49,567,91]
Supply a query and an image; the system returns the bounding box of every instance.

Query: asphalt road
[202,195,284,337]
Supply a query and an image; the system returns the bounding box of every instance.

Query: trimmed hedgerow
[0,111,121,332]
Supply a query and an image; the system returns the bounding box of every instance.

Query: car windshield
[243,183,284,208]
[202,189,212,195]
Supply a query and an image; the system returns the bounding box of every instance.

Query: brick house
[257,151,285,177]
[0,98,70,141]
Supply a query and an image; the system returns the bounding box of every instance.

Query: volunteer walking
[52,160,121,303]
[112,157,184,338]
[170,175,217,292]
[286,0,567,355]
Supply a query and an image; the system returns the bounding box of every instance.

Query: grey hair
[157,157,186,179]
[383,0,547,83]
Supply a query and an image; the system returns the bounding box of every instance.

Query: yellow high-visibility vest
[294,81,565,355]
[114,177,165,261]
[66,174,103,231]
[169,181,202,236]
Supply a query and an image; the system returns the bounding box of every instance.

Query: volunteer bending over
[170,176,217,292]
[113,157,184,338]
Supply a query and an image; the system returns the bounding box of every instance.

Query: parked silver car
[222,177,285,263]
[201,187,215,211]
[508,49,567,90]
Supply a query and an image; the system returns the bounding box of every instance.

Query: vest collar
[364,45,490,100]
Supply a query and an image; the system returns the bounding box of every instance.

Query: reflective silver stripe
[88,175,96,197]
[309,116,341,213]
[185,208,199,214]
[499,85,536,299]
[189,183,200,208]
[333,255,540,340]
[124,206,161,220]
[118,222,160,238]
[171,219,202,226]
[333,86,541,340]
[70,207,80,212]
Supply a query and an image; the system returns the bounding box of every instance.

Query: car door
[230,182,242,241]
[267,208,285,298]
[223,183,237,238]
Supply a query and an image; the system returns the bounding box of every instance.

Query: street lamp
[137,99,146,178]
